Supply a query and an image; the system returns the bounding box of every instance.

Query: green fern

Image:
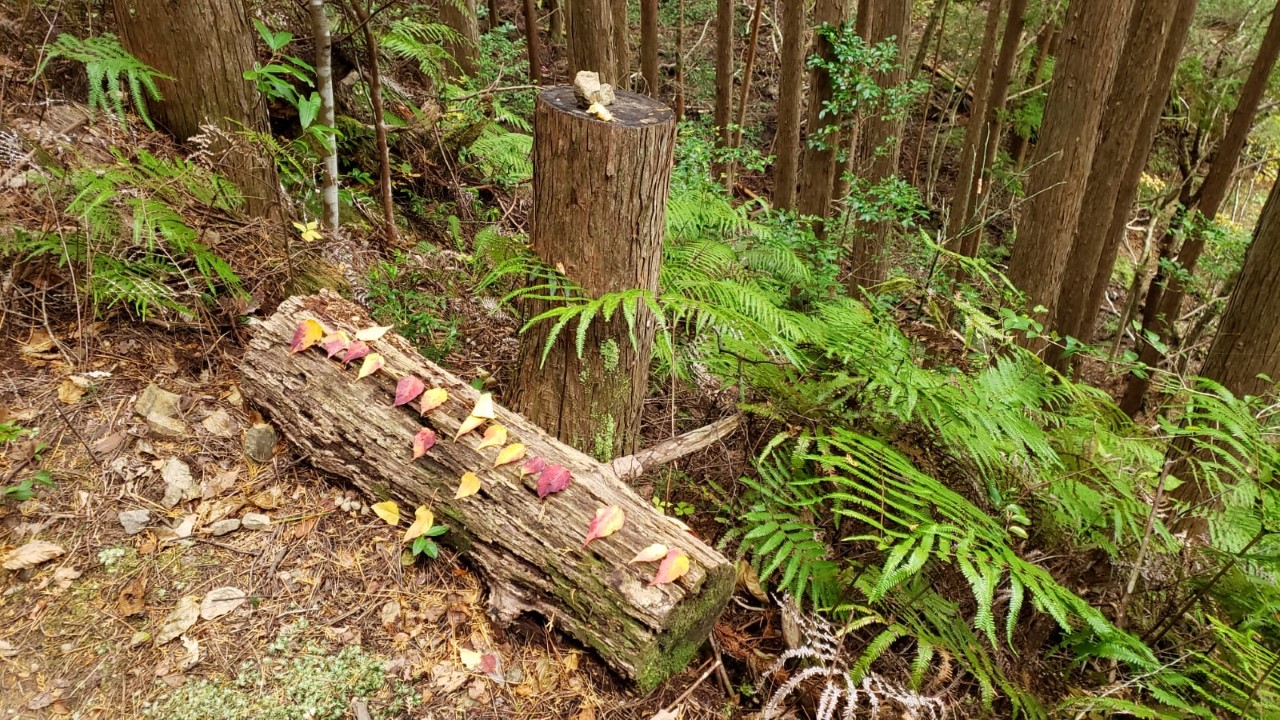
[380,19,463,86]
[35,34,170,128]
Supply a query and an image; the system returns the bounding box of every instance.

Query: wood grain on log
[241,292,735,689]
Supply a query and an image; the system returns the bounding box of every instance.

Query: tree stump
[513,87,677,460]
[241,292,735,689]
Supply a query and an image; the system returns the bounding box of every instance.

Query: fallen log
[241,292,737,689]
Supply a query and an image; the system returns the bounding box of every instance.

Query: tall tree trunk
[524,0,543,83]
[713,0,735,185]
[514,89,677,460]
[567,0,622,83]
[1009,20,1056,172]
[613,0,633,88]
[796,0,847,221]
[1123,4,1280,415]
[640,0,659,95]
[960,0,1025,259]
[733,0,765,148]
[310,0,340,235]
[675,0,686,119]
[846,0,909,290]
[771,0,807,210]
[1050,0,1191,366]
[910,0,947,78]
[1006,0,1134,346]
[548,0,565,45]
[348,0,400,244]
[441,0,482,77]
[1169,175,1280,511]
[829,0,873,205]
[112,0,280,218]
[945,0,1003,253]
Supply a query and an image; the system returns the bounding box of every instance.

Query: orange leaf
[650,549,691,585]
[355,325,393,341]
[629,543,668,563]
[342,341,371,365]
[420,388,449,413]
[476,424,507,450]
[394,376,425,407]
[320,330,351,358]
[412,428,437,459]
[583,506,624,546]
[454,415,485,440]
[494,443,526,467]
[289,319,325,353]
[355,353,384,380]
[403,506,434,543]
[471,393,496,419]
[455,471,481,499]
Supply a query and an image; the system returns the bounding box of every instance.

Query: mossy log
[240,292,736,689]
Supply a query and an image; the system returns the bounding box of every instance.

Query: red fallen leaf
[476,424,507,450]
[412,428,437,459]
[420,388,449,413]
[521,457,547,477]
[537,464,572,498]
[289,319,325,353]
[650,549,691,585]
[479,652,498,674]
[582,505,624,546]
[320,330,351,358]
[394,376,425,407]
[355,353,384,380]
[342,341,371,364]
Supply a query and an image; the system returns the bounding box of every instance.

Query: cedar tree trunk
[772,0,808,210]
[513,88,677,460]
[113,0,281,218]
[641,0,659,94]
[945,0,1002,254]
[567,0,624,83]
[1005,0,1134,346]
[712,0,734,183]
[441,0,482,77]
[796,0,847,221]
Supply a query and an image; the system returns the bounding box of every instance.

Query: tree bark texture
[241,292,735,690]
[796,0,847,221]
[613,0,633,88]
[712,0,735,183]
[1005,0,1133,345]
[944,0,1002,253]
[441,0,482,78]
[847,0,909,290]
[771,0,808,210]
[567,0,624,83]
[641,0,659,95]
[513,88,676,460]
[524,0,543,83]
[910,0,946,79]
[733,0,766,149]
[1009,21,1056,171]
[349,0,399,244]
[310,0,340,235]
[1050,0,1188,364]
[1124,4,1280,414]
[112,0,280,218]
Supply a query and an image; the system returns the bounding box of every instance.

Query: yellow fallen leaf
[583,506,625,546]
[454,414,485,440]
[372,500,400,525]
[471,393,496,419]
[476,424,507,450]
[494,443,526,467]
[57,377,86,405]
[455,472,481,499]
[650,549,691,586]
[629,543,668,563]
[404,506,435,543]
[289,318,325,353]
[419,387,449,413]
[355,353,385,380]
[459,646,483,669]
[355,325,393,341]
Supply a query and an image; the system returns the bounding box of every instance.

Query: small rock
[207,519,240,536]
[134,384,182,421]
[572,70,616,109]
[160,457,200,508]
[200,409,238,438]
[243,423,277,464]
[118,509,152,535]
[241,513,271,531]
[146,413,188,438]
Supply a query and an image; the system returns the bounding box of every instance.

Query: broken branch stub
[240,292,735,689]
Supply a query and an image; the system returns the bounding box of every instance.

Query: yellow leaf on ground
[404,506,435,543]
[459,647,483,669]
[650,549,691,586]
[476,424,507,450]
[289,319,325,354]
[355,353,384,381]
[583,506,625,546]
[419,387,449,413]
[372,501,400,526]
[629,544,668,563]
[494,443,526,467]
[455,472,481,499]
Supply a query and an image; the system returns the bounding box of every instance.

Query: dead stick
[606,415,741,481]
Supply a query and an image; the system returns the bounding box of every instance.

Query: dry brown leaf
[117,574,148,616]
[2,540,65,570]
[57,377,85,405]
[199,587,245,620]
[155,596,200,645]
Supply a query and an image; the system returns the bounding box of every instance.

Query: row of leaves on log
[288,318,691,585]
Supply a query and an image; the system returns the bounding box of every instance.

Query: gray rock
[118,509,152,535]
[207,519,240,536]
[134,384,182,421]
[200,409,238,438]
[241,512,271,530]
[160,457,200,508]
[572,71,616,108]
[146,413,188,438]
[243,423,277,464]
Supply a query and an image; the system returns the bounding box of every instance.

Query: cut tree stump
[241,292,737,689]
[513,86,677,461]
